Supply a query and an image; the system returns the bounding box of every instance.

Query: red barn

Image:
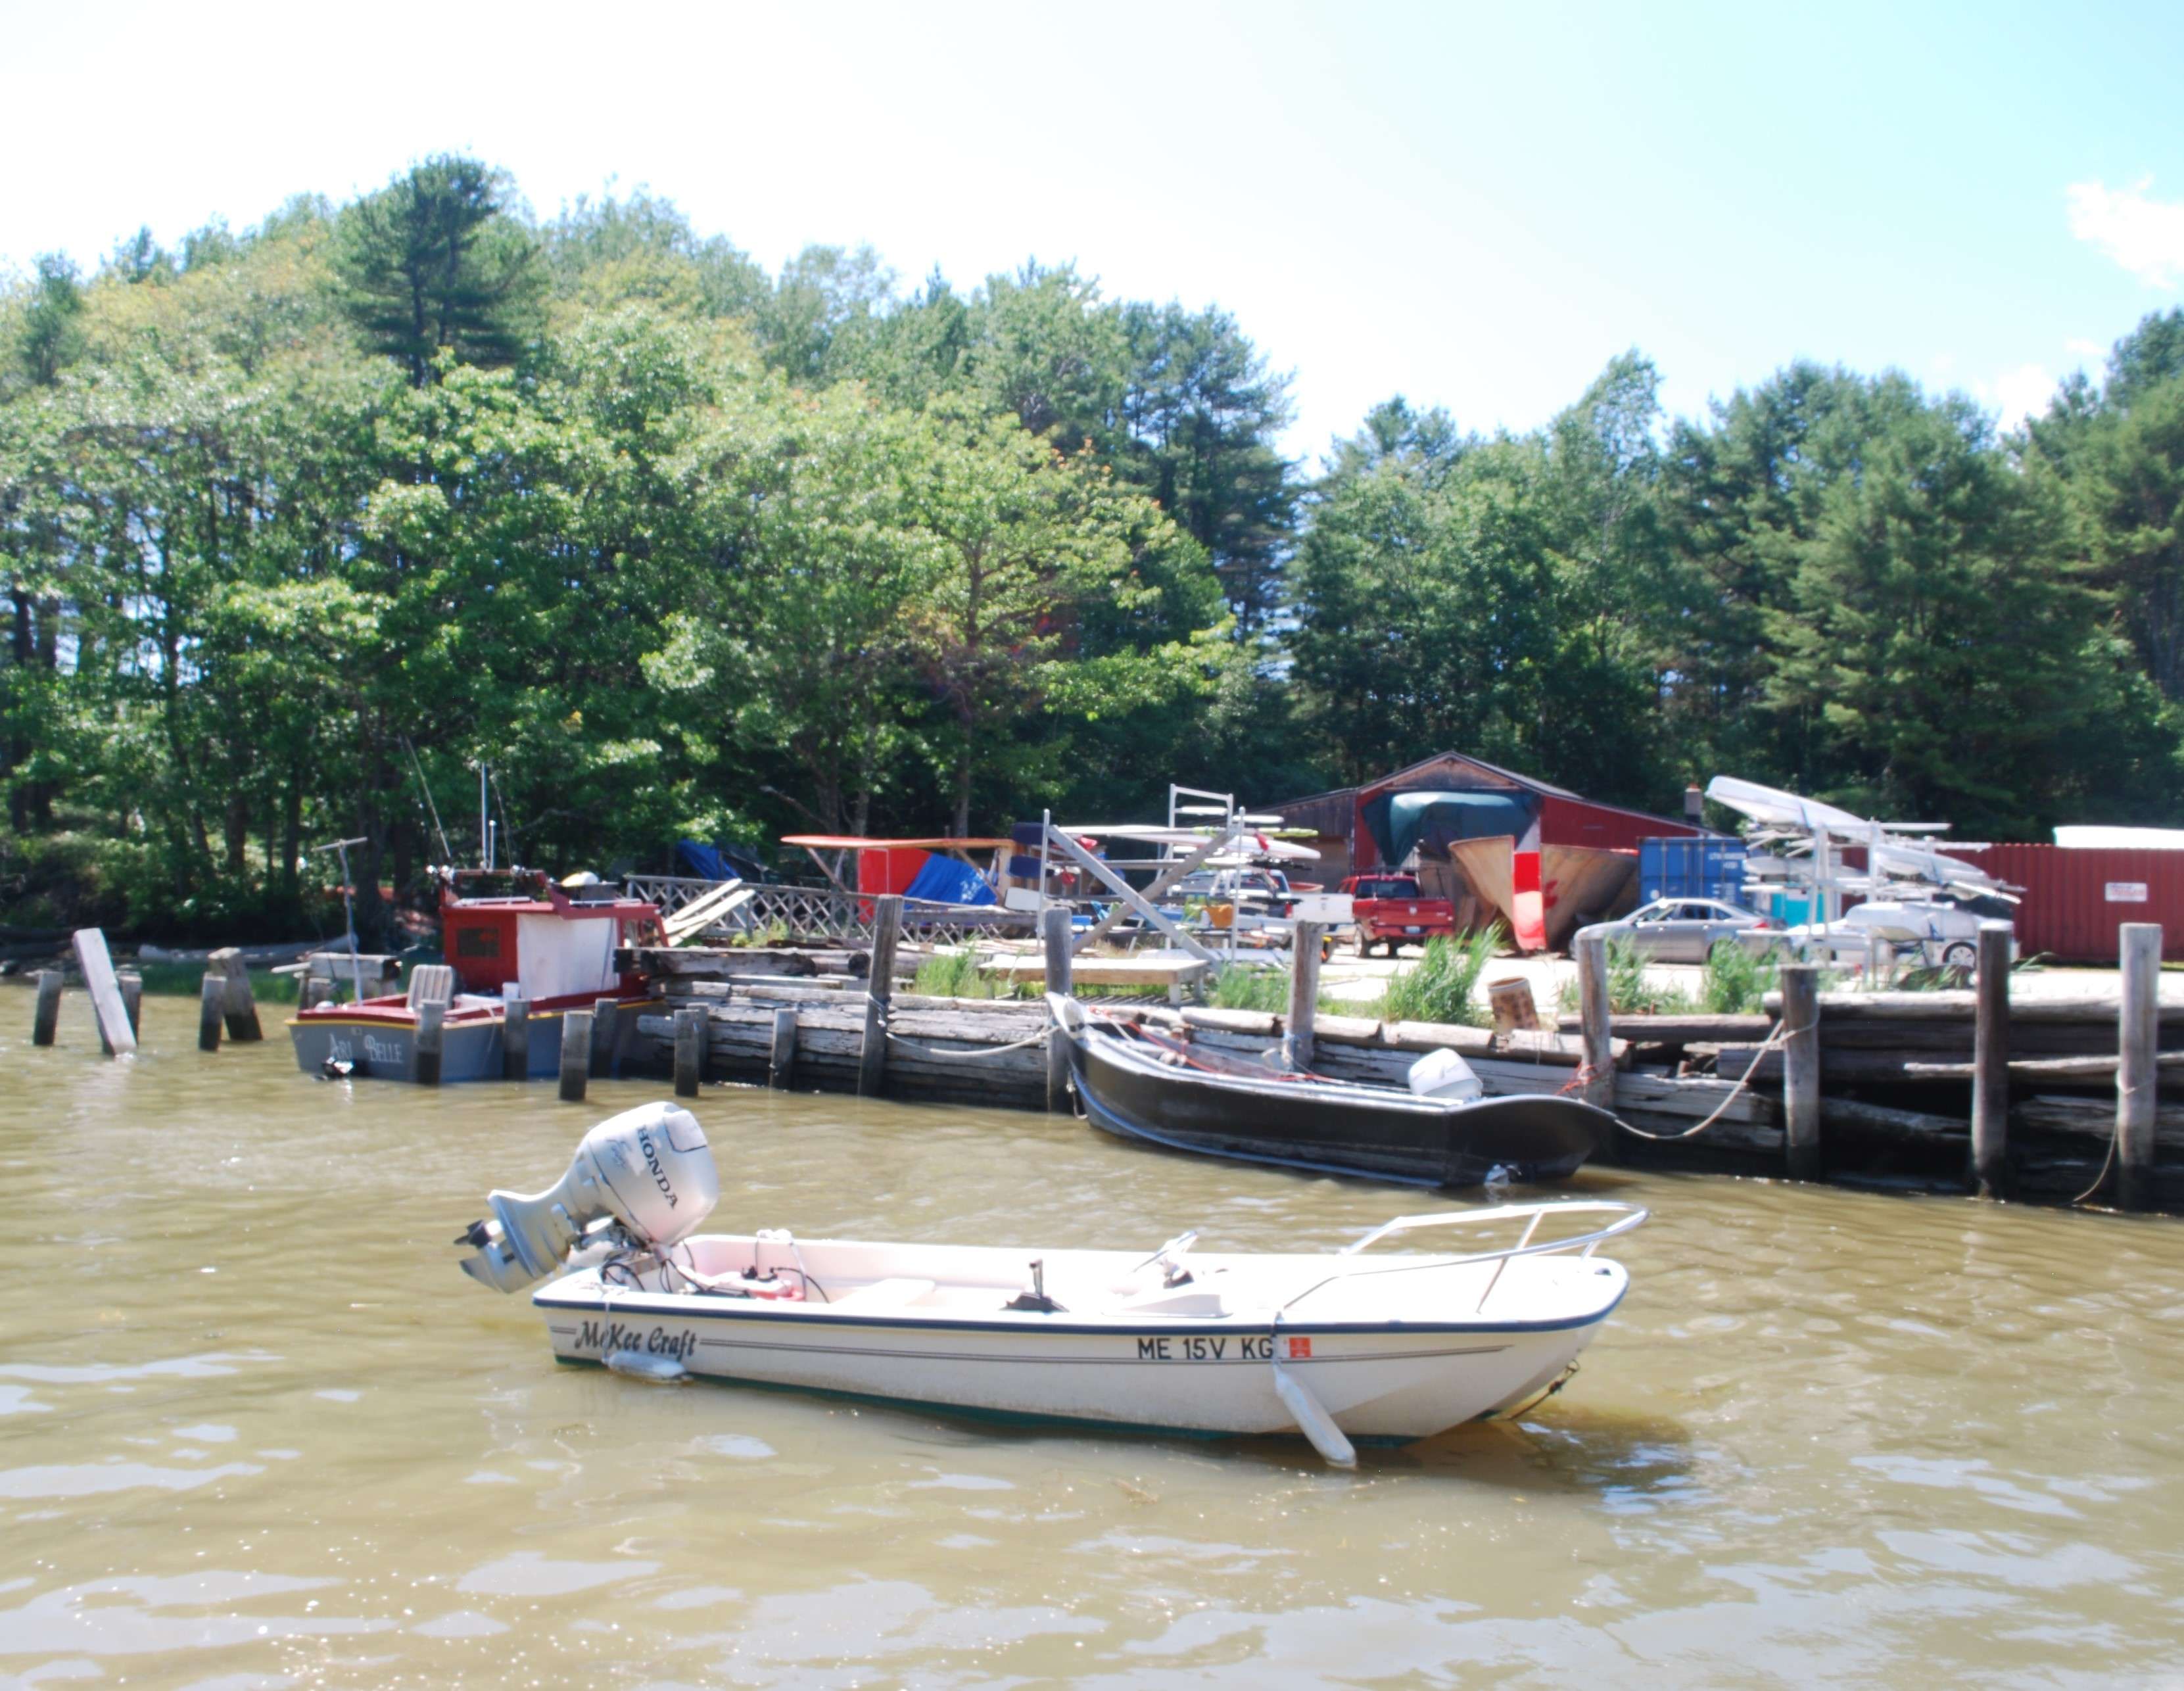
[1267,752,1713,951]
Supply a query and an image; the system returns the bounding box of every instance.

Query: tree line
[3,156,2179,941]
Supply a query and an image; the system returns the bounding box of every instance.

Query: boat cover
[515,914,618,1001]
[1365,790,1540,866]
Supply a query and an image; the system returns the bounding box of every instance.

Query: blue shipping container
[1639,836,1749,907]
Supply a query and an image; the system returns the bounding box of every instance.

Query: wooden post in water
[32,970,62,1047]
[117,970,143,1039]
[1573,928,1615,1113]
[673,1006,706,1099]
[858,895,902,1099]
[198,973,225,1051]
[502,988,530,1081]
[769,1007,798,1089]
[1042,905,1074,1114]
[75,928,136,1057]
[210,949,262,1042]
[415,1000,446,1087]
[2118,922,2161,1212]
[1780,963,1822,1181]
[559,1010,593,1103]
[1284,920,1325,1072]
[1970,921,2014,1200]
[590,996,618,1078]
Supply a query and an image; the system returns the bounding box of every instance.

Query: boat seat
[832,1277,937,1310]
[407,965,456,1009]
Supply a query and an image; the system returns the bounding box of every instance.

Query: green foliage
[1701,938,1778,1014]
[1559,936,1696,1017]
[1377,927,1503,1028]
[1208,965,1290,1012]
[911,949,995,999]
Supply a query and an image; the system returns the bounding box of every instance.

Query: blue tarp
[1363,790,1539,866]
[675,840,771,884]
[903,855,997,906]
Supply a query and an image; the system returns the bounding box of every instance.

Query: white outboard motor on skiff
[457,1101,719,1293]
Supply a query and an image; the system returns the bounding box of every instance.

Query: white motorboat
[456,1103,1648,1465]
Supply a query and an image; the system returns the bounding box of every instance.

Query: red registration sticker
[1287,1335,1312,1360]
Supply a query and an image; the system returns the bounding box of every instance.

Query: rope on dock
[883,1028,1052,1062]
[1610,1018,1815,1143]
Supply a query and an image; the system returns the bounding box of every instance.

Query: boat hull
[287,997,652,1083]
[533,1250,1626,1442]
[1065,1026,1610,1187]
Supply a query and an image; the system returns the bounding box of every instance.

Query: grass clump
[911,949,996,999]
[1378,926,1503,1028]
[1208,966,1289,1012]
[1557,934,1697,1016]
[1700,939,1777,1014]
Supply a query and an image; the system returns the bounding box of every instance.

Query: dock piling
[415,1001,446,1087]
[673,1006,705,1099]
[1970,922,2013,1199]
[75,928,136,1057]
[210,949,263,1042]
[118,970,143,1039]
[590,996,618,1078]
[559,1010,593,1103]
[858,895,902,1099]
[769,1007,798,1089]
[32,970,62,1047]
[1573,929,1615,1114]
[198,974,225,1051]
[502,988,529,1081]
[2118,922,2160,1211]
[1284,920,1324,1072]
[1781,963,1822,1181]
[1042,905,1073,1114]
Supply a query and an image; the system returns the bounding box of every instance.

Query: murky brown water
[5,991,2184,1688]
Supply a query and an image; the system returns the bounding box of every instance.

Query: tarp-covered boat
[1053,1000,1613,1187]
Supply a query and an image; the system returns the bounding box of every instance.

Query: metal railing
[624,875,1033,949]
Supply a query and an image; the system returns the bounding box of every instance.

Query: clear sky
[5,0,2181,465]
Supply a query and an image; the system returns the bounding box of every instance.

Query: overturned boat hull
[1063,1020,1612,1187]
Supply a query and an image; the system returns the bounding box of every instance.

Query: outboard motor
[457,1101,719,1293]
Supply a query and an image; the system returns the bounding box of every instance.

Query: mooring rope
[883,1027,1052,1062]
[1609,1017,1816,1143]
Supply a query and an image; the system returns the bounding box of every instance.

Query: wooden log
[1042,905,1074,1114]
[1780,963,1821,1180]
[117,970,142,1038]
[198,972,225,1051]
[209,947,262,1042]
[2018,1093,2184,1151]
[502,988,530,1080]
[1284,921,1323,1072]
[673,1005,705,1098]
[75,929,137,1057]
[1558,1012,1774,1044]
[1903,1052,2184,1082]
[560,1010,592,1103]
[769,1007,798,1089]
[1767,989,2184,1024]
[1970,922,2012,1200]
[1821,1097,1968,1141]
[1573,929,1615,1112]
[32,970,62,1047]
[2120,922,2161,1211]
[415,1000,446,1087]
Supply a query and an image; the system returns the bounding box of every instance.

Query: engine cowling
[458,1101,719,1293]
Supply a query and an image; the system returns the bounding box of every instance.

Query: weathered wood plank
[74,928,136,1057]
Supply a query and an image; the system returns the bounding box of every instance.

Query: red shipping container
[1951,844,2183,964]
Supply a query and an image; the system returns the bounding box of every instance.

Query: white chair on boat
[407,965,456,1010]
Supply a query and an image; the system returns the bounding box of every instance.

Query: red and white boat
[287,869,664,1082]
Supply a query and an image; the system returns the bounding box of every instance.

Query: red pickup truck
[1340,874,1457,957]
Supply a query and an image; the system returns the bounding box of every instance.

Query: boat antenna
[401,735,453,865]
[487,764,523,869]
[312,836,371,1003]
[478,763,492,872]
